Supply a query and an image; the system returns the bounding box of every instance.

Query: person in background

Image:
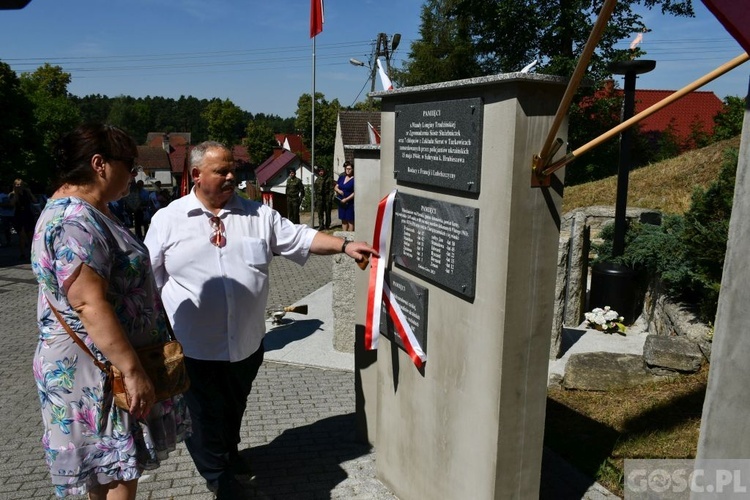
[30,123,189,499]
[129,180,150,239]
[313,166,333,230]
[334,161,355,231]
[145,141,377,498]
[0,188,13,247]
[285,168,304,224]
[107,197,130,226]
[149,180,163,212]
[10,178,37,260]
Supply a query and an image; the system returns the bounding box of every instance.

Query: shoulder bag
[50,305,190,411]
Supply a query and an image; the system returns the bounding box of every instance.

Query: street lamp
[588,58,656,325]
[608,59,656,257]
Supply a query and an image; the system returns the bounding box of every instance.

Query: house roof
[232,145,250,163]
[254,150,299,186]
[589,84,724,145]
[145,132,191,149]
[136,146,172,171]
[629,89,723,140]
[338,111,381,164]
[274,134,311,164]
[170,144,189,173]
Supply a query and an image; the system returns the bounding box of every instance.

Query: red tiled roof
[145,132,191,149]
[170,144,189,173]
[136,146,172,171]
[275,134,311,164]
[232,145,250,163]
[254,150,298,186]
[587,84,724,147]
[630,89,723,141]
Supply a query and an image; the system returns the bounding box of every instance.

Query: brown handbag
[50,305,190,411]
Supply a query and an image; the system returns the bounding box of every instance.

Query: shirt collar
[186,188,247,217]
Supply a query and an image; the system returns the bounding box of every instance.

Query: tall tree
[393,0,481,87]
[0,62,35,190]
[712,96,746,141]
[397,0,694,85]
[202,98,247,146]
[243,121,276,164]
[19,63,80,189]
[294,92,341,169]
[106,96,152,141]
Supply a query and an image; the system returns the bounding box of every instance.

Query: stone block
[563,352,664,391]
[643,334,704,373]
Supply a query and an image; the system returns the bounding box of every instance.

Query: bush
[594,148,738,323]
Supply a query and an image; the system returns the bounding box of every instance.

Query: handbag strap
[49,300,177,359]
[164,316,177,342]
[49,304,110,374]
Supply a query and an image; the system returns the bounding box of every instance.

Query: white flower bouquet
[584,306,626,334]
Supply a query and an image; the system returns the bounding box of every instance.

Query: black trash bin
[588,262,638,325]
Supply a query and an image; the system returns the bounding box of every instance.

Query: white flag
[376,58,393,91]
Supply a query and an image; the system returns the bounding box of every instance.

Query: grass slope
[546,136,741,496]
[561,136,741,215]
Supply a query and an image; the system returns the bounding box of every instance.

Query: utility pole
[350,33,401,92]
[370,33,401,92]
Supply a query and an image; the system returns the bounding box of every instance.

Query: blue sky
[0,0,747,119]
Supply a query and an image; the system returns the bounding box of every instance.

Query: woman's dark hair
[53,123,138,190]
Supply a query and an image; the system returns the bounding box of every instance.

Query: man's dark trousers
[287,199,300,224]
[183,344,265,485]
[317,197,331,229]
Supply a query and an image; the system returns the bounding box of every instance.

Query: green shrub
[594,148,738,323]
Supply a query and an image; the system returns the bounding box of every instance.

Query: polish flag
[368,122,381,145]
[702,0,750,53]
[179,153,190,197]
[310,0,324,38]
[376,58,394,90]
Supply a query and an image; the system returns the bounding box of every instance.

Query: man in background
[313,166,333,230]
[285,168,304,224]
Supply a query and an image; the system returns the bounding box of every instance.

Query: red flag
[702,0,750,54]
[310,0,324,38]
[179,158,189,197]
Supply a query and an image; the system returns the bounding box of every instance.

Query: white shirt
[144,190,317,361]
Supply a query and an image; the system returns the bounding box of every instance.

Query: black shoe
[231,454,256,480]
[207,474,249,499]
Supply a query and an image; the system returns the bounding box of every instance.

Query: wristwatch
[341,239,352,253]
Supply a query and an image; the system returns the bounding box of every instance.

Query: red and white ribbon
[364,190,426,369]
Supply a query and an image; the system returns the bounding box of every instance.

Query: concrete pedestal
[355,74,567,499]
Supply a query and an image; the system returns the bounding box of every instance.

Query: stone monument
[354,73,568,499]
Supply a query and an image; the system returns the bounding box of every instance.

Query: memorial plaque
[380,271,428,354]
[394,97,483,193]
[391,192,478,300]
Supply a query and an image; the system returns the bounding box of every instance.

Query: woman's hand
[123,367,156,419]
[66,264,156,418]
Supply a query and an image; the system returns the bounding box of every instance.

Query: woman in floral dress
[31,123,190,498]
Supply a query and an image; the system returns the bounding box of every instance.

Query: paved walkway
[0,222,618,499]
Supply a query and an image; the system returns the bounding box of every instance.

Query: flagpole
[310,36,316,228]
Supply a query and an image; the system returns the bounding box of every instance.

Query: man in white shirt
[145,141,377,498]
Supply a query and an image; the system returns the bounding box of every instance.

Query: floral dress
[31,197,190,497]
